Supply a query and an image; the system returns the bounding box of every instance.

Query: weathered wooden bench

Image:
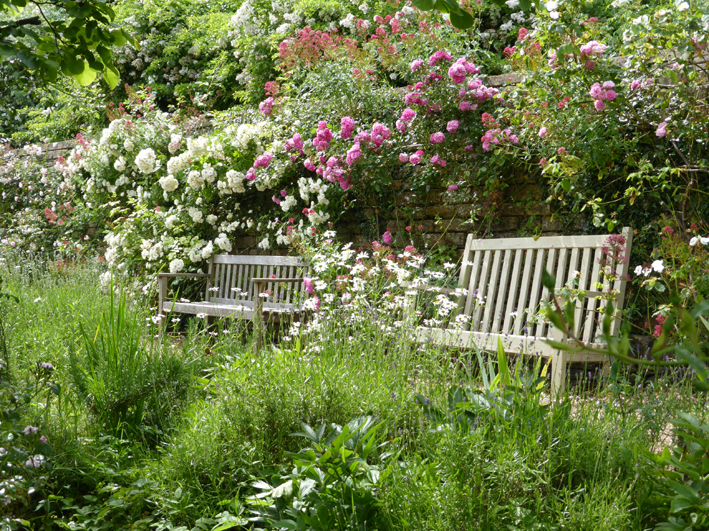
[408,228,633,394]
[157,254,309,350]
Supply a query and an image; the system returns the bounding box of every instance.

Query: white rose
[169,258,185,273]
[159,175,179,192]
[135,148,157,174]
[124,139,135,152]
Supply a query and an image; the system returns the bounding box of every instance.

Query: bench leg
[551,351,568,399]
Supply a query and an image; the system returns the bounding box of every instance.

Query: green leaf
[64,55,85,75]
[670,496,696,513]
[542,269,556,290]
[561,178,571,191]
[270,519,298,530]
[449,9,474,29]
[518,0,532,10]
[411,0,436,10]
[71,64,98,86]
[271,480,293,499]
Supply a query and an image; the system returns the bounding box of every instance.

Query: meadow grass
[0,256,704,530]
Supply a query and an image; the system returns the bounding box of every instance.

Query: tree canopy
[0,0,135,87]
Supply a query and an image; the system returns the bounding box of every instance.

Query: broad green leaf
[109,29,126,46]
[65,55,85,75]
[271,480,293,499]
[71,64,97,86]
[670,496,696,513]
[411,0,436,11]
[270,519,298,530]
[518,0,532,10]
[449,9,474,29]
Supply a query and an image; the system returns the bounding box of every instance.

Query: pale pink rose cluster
[589,81,617,110]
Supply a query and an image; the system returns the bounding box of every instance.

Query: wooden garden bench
[157,254,309,351]
[408,228,633,394]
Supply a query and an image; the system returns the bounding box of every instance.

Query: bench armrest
[158,273,210,314]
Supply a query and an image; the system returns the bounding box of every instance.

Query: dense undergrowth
[0,256,707,530]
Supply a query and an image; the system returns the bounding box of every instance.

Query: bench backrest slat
[458,228,633,342]
[204,254,309,306]
[502,249,523,333]
[491,249,513,334]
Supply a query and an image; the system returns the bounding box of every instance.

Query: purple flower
[656,122,668,138]
[446,120,460,134]
[382,231,393,245]
[448,184,458,191]
[410,59,423,71]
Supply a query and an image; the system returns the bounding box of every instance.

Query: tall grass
[68,288,195,440]
[1,252,704,530]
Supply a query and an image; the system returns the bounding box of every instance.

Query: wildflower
[656,122,668,138]
[689,236,709,246]
[447,184,458,191]
[410,59,423,71]
[447,120,460,133]
[382,231,393,245]
[651,260,664,273]
[538,127,547,138]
